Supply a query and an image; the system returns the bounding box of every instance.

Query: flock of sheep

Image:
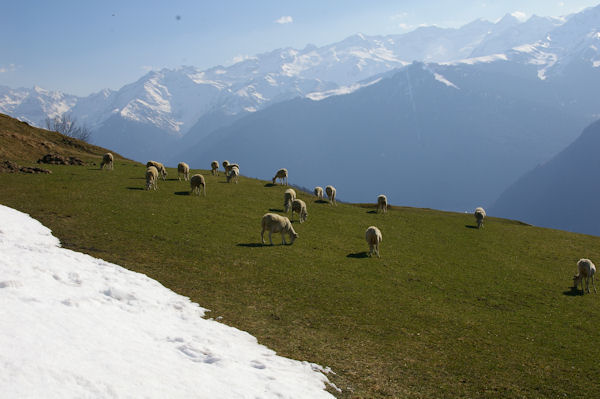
[100,152,597,294]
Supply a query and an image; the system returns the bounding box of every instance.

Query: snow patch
[0,204,336,398]
[433,73,459,89]
[441,53,508,65]
[306,78,382,101]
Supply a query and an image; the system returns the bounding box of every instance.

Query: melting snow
[433,73,459,89]
[306,78,382,101]
[0,205,336,398]
[442,53,509,65]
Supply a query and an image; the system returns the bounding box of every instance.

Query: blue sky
[1,1,598,96]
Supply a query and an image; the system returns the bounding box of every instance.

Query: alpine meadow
[3,2,600,398]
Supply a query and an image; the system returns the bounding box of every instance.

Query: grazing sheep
[225,163,239,175]
[261,213,298,245]
[145,166,158,190]
[226,166,239,184]
[314,186,324,200]
[325,185,337,206]
[474,207,486,229]
[211,161,219,176]
[284,188,296,213]
[222,160,230,172]
[291,198,308,223]
[146,161,167,181]
[377,194,388,213]
[177,162,190,181]
[365,226,383,258]
[272,168,288,185]
[100,152,113,170]
[574,258,597,294]
[190,174,206,196]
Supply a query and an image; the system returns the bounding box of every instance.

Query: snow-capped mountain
[1,4,599,162]
[0,85,78,126]
[0,12,573,127]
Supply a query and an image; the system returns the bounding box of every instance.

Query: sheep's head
[573,274,582,287]
[290,231,299,244]
[272,177,277,184]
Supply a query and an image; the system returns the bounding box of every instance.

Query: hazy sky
[1,0,598,96]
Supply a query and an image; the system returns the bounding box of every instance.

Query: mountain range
[2,5,600,218]
[491,119,600,236]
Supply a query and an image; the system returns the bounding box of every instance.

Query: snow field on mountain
[0,204,335,398]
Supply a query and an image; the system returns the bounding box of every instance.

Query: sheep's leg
[281,232,287,245]
[586,277,590,293]
[592,275,597,293]
[269,231,274,245]
[261,229,266,244]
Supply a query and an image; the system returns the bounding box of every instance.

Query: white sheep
[272,168,288,185]
[225,163,239,175]
[325,185,337,206]
[146,160,167,181]
[291,198,308,223]
[226,166,239,184]
[211,161,219,176]
[574,258,597,294]
[261,213,298,245]
[222,160,230,173]
[145,166,158,190]
[365,226,382,258]
[474,207,486,229]
[177,162,190,181]
[377,194,388,213]
[284,188,296,213]
[100,152,113,170]
[190,174,206,196]
[314,186,324,200]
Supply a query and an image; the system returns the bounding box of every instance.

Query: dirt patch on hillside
[37,153,85,165]
[0,160,51,174]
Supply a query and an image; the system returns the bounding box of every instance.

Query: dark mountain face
[91,115,179,162]
[176,62,586,212]
[491,119,600,236]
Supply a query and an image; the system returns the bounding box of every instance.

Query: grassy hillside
[0,112,598,397]
[1,158,599,398]
[0,112,121,163]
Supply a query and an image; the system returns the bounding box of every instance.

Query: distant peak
[33,85,47,93]
[495,12,523,25]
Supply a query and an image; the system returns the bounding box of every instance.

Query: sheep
[314,186,324,200]
[474,207,486,229]
[377,194,388,213]
[146,161,167,181]
[100,152,113,170]
[272,168,288,185]
[145,166,158,190]
[190,174,206,196]
[325,185,337,206]
[574,258,597,294]
[291,198,308,223]
[226,166,239,184]
[225,163,239,175]
[177,162,190,181]
[222,160,230,173]
[365,226,383,258]
[211,161,219,176]
[284,188,296,213]
[261,213,298,245]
